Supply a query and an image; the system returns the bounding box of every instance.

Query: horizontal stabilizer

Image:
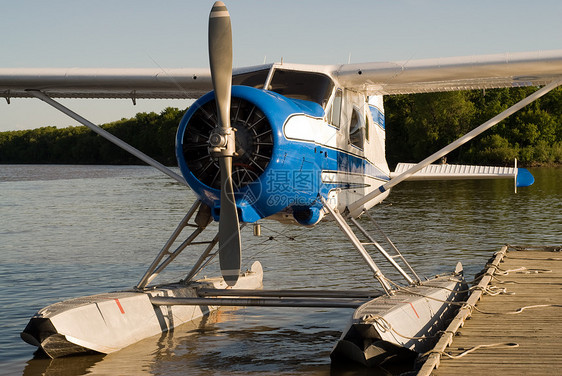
[391,163,534,187]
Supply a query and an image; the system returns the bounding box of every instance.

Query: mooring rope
[470,303,562,315]
[424,342,519,359]
[384,275,562,317]
[361,314,439,341]
[471,284,512,296]
[484,263,552,275]
[384,278,467,307]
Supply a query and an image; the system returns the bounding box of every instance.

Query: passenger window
[329,89,343,129]
[349,107,364,149]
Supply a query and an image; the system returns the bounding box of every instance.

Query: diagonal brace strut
[27,89,188,186]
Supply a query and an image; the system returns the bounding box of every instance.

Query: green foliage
[385,87,562,167]
[474,134,518,165]
[0,107,186,165]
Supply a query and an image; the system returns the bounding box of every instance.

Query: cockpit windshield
[233,68,334,108]
[268,69,334,107]
[232,69,270,89]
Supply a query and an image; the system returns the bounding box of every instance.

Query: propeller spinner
[208,1,241,286]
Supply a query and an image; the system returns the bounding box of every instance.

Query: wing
[391,163,534,187]
[2,50,562,99]
[0,65,270,100]
[0,68,213,100]
[332,50,562,95]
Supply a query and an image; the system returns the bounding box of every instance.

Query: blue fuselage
[176,86,389,225]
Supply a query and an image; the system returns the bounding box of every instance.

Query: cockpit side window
[328,88,343,129]
[232,69,270,89]
[349,106,365,149]
[268,69,334,107]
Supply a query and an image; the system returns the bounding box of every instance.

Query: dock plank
[418,245,562,376]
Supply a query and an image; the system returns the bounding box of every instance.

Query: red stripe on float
[409,302,419,318]
[115,299,125,314]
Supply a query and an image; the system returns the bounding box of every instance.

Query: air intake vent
[181,97,273,189]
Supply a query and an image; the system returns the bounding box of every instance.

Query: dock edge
[415,244,510,376]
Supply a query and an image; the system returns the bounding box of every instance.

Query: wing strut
[26,89,188,186]
[348,79,562,216]
[321,197,394,295]
[136,200,217,290]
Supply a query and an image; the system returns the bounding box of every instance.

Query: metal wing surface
[0,67,217,100]
[332,49,562,95]
[2,50,562,99]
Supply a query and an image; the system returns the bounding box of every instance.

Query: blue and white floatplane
[7,1,560,367]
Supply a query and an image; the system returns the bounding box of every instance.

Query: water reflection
[1,165,560,375]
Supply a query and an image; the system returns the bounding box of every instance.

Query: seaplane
[2,1,562,368]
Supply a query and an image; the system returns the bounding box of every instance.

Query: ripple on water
[1,165,560,375]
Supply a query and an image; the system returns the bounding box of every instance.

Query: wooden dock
[418,245,562,376]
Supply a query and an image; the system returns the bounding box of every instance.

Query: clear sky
[1,0,561,131]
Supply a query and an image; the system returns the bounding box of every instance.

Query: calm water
[1,165,560,375]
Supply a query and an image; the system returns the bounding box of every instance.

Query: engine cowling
[176,85,327,223]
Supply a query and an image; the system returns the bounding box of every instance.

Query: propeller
[208,1,241,286]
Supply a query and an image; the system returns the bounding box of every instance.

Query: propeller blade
[209,1,232,134]
[218,157,241,286]
[209,1,241,286]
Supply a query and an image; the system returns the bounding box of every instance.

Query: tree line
[384,87,562,168]
[0,107,185,166]
[1,87,561,167]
